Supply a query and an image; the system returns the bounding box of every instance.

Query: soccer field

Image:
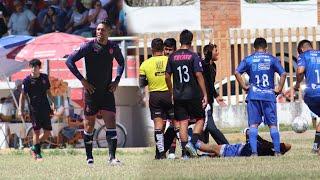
[0,130,319,179]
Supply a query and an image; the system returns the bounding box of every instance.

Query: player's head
[96,20,112,41]
[179,29,193,46]
[164,38,176,56]
[151,38,164,55]
[253,37,267,51]
[29,59,41,75]
[203,43,218,62]
[297,39,312,55]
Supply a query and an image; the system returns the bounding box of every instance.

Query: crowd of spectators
[0,0,127,38]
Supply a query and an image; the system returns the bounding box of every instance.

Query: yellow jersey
[139,56,169,92]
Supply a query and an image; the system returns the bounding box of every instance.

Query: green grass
[0,130,320,179]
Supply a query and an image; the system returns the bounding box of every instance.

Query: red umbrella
[10,32,87,60]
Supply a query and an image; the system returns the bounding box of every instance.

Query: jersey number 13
[177,65,190,83]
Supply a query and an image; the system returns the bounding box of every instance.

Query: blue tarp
[0,35,33,49]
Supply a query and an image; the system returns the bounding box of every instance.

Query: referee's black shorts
[174,98,205,121]
[149,91,174,120]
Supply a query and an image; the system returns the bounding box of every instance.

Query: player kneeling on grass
[18,59,55,161]
[205,128,291,157]
[235,37,287,156]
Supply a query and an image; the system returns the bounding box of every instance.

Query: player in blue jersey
[66,20,125,166]
[294,39,320,153]
[235,37,287,156]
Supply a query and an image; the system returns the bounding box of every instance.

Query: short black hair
[297,39,312,55]
[179,29,193,45]
[29,59,41,68]
[151,38,164,52]
[164,38,176,50]
[98,19,112,29]
[253,37,267,49]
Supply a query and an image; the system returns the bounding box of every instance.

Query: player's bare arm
[235,71,249,92]
[275,72,287,95]
[294,67,305,91]
[195,72,208,108]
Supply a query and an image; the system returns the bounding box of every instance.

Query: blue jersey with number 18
[236,52,286,102]
[297,50,320,97]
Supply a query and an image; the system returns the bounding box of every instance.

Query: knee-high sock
[163,126,175,153]
[106,128,117,160]
[270,127,280,153]
[314,131,320,148]
[249,127,258,154]
[84,131,94,159]
[154,129,164,155]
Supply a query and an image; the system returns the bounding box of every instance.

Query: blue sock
[270,127,280,153]
[249,127,258,154]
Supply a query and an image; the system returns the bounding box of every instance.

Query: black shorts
[149,91,174,120]
[174,98,205,121]
[84,91,116,116]
[30,109,52,131]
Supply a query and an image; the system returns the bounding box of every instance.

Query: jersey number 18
[255,74,269,87]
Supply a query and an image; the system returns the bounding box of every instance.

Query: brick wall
[200,0,241,81]
[201,0,241,35]
[318,0,320,25]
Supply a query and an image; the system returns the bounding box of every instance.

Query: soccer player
[294,39,320,153]
[201,43,229,145]
[163,37,179,159]
[235,37,287,156]
[18,59,54,161]
[66,20,125,166]
[206,129,291,157]
[139,38,175,159]
[166,29,217,158]
[164,38,176,56]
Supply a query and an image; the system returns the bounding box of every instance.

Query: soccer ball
[291,116,309,133]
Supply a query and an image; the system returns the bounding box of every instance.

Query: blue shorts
[304,95,320,117]
[220,144,244,157]
[247,100,277,126]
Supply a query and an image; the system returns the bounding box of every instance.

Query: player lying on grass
[199,128,291,157]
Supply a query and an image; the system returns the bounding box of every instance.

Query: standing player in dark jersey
[66,20,124,166]
[139,38,175,159]
[166,29,218,158]
[18,59,54,161]
[162,38,180,159]
[201,43,229,145]
[235,37,286,156]
[164,38,176,56]
[294,40,320,153]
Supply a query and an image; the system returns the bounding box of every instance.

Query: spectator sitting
[41,6,56,33]
[88,0,107,37]
[65,1,89,35]
[7,0,36,35]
